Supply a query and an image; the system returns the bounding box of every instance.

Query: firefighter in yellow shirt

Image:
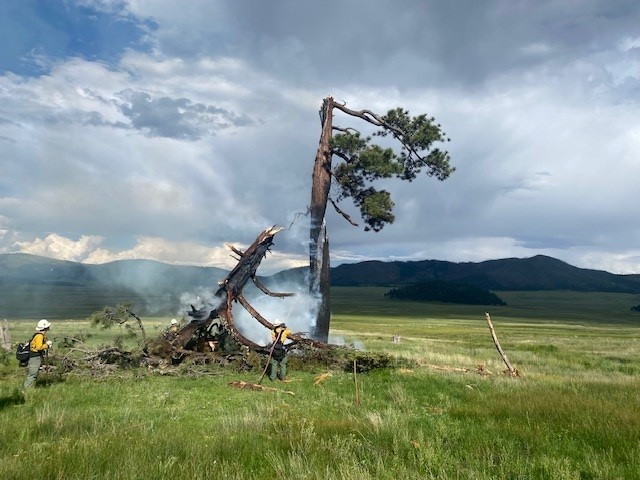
[169,319,179,335]
[269,320,293,381]
[24,319,52,389]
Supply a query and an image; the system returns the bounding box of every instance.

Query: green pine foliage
[330,107,453,232]
[385,280,507,305]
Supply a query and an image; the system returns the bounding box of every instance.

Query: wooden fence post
[1,319,11,350]
[484,312,519,376]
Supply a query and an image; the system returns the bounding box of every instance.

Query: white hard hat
[170,319,178,325]
[36,319,51,331]
[273,319,283,327]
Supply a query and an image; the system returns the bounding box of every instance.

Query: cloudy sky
[1,0,639,276]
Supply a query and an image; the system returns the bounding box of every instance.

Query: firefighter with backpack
[23,319,52,389]
[269,320,293,381]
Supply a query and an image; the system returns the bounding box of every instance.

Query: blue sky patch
[0,0,154,76]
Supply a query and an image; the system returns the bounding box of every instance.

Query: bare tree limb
[251,276,295,298]
[236,294,274,330]
[226,243,245,257]
[332,102,427,163]
[234,294,325,348]
[329,197,359,227]
[219,304,262,350]
[124,307,148,351]
[331,150,352,163]
[332,126,360,134]
[333,103,401,135]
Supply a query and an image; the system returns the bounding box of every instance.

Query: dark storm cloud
[149,0,640,89]
[2,0,640,274]
[114,90,254,140]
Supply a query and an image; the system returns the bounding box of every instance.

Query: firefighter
[269,320,293,381]
[169,319,179,335]
[206,319,223,351]
[23,319,52,389]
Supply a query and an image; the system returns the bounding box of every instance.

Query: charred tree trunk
[168,226,327,357]
[173,226,284,349]
[309,97,334,342]
[313,221,331,342]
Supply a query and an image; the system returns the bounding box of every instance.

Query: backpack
[15,333,37,366]
[271,328,287,361]
[271,342,286,361]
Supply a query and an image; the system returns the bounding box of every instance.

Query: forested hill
[328,255,640,293]
[0,253,228,290]
[2,253,640,294]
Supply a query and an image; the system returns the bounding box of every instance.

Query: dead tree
[169,226,326,357]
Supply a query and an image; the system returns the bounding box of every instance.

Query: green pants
[24,355,42,389]
[269,355,288,381]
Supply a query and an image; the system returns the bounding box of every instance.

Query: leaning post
[484,312,519,376]
[1,318,10,350]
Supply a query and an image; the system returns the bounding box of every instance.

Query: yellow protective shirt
[29,332,49,354]
[271,326,292,344]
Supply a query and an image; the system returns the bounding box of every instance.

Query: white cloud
[13,232,306,275]
[15,234,105,262]
[2,0,640,277]
[619,36,640,52]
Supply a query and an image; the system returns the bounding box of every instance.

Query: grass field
[1,288,640,479]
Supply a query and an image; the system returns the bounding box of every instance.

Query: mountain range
[328,255,640,291]
[2,252,640,318]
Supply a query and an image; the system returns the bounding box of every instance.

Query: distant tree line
[385,280,507,306]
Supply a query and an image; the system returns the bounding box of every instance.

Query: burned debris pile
[150,226,328,360]
[49,227,364,376]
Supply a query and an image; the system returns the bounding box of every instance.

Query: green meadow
[1,288,640,479]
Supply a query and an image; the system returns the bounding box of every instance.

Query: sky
[1,0,640,277]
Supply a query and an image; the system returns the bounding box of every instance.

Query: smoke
[329,335,366,351]
[89,221,325,343]
[174,273,321,347]
[234,279,319,346]
[177,287,223,319]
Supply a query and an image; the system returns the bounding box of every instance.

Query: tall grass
[1,288,640,479]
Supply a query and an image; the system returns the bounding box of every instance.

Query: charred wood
[165,226,330,360]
